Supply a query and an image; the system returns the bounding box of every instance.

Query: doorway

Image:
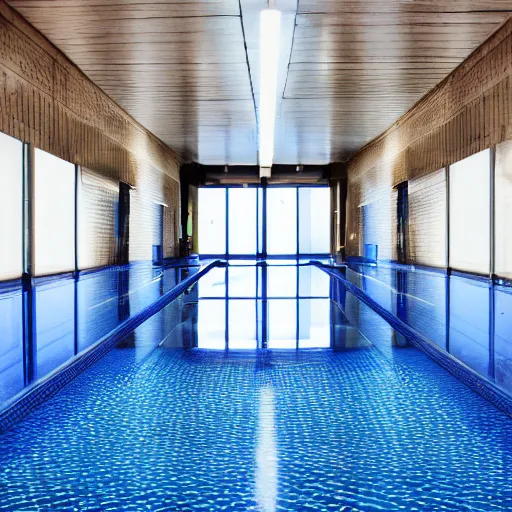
[117,182,131,265]
[396,182,408,264]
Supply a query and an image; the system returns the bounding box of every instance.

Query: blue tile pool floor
[1,342,512,511]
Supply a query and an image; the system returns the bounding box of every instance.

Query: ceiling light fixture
[259,5,281,175]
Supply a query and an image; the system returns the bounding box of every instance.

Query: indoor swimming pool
[1,263,512,511]
[3,1,512,510]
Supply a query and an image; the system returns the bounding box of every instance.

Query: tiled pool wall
[344,263,512,400]
[0,261,199,410]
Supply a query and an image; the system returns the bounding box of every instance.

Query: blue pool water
[345,263,512,396]
[1,263,512,511]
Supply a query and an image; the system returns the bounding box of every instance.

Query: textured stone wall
[0,2,180,262]
[346,17,512,266]
[408,169,447,267]
[78,168,118,269]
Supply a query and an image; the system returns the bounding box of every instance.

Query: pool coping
[313,261,512,419]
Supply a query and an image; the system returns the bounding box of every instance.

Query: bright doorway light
[259,8,281,169]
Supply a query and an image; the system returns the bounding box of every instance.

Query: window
[495,141,512,279]
[198,186,330,256]
[449,149,490,274]
[266,188,297,255]
[0,132,23,280]
[258,188,264,254]
[34,149,76,275]
[298,187,330,254]
[229,188,257,255]
[198,188,226,255]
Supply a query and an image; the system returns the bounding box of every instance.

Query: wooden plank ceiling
[7,0,512,166]
[276,0,512,164]
[7,0,258,165]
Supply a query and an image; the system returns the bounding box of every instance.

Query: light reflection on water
[256,386,277,512]
[159,262,372,351]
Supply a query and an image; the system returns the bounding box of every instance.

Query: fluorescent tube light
[259,8,281,169]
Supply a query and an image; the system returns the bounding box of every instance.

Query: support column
[23,144,35,278]
[180,164,202,255]
[489,147,496,379]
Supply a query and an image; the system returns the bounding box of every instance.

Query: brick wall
[346,17,512,267]
[0,2,180,264]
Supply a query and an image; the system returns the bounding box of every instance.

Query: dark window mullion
[296,263,299,349]
[225,188,229,257]
[296,186,300,257]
